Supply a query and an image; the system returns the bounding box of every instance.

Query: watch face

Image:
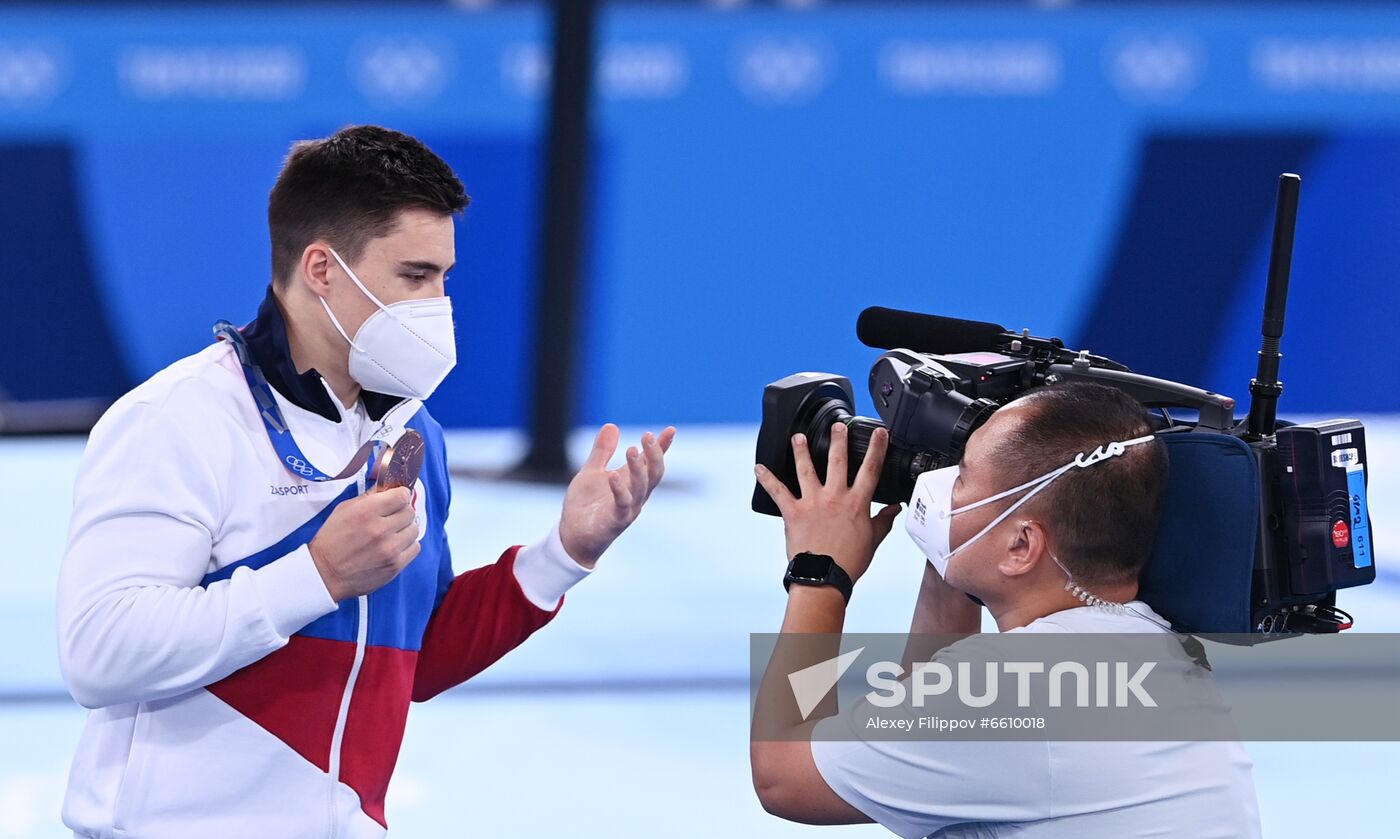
[789,552,833,582]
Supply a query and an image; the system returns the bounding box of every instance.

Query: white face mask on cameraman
[320,247,457,400]
[906,435,1157,579]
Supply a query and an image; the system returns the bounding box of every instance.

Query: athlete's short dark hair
[267,125,468,286]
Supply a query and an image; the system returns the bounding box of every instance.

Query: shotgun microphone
[856,307,1008,354]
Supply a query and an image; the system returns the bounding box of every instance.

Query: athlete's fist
[308,487,420,601]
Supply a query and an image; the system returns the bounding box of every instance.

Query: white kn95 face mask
[320,247,457,400]
[905,436,1157,579]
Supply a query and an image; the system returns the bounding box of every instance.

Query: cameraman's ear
[996,520,1044,579]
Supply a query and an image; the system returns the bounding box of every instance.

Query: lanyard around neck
[214,320,386,483]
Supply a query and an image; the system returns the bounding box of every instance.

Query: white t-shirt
[810,602,1262,839]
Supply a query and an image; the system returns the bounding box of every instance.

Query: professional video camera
[752,175,1376,639]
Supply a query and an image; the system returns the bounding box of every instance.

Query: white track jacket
[57,289,590,838]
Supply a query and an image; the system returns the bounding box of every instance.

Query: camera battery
[1277,419,1376,596]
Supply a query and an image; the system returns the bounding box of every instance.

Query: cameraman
[750,382,1261,838]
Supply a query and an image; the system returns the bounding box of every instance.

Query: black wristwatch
[784,552,854,604]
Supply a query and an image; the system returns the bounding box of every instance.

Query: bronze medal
[371,429,426,492]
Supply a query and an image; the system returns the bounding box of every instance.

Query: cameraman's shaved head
[982,382,1168,586]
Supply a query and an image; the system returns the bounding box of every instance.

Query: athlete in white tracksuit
[57,124,675,838]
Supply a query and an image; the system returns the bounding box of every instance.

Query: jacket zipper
[327,594,368,837]
[326,470,370,838]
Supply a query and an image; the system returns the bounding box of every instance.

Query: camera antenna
[1246,173,1301,441]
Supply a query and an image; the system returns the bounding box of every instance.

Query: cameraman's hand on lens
[308,487,420,602]
[558,424,677,568]
[755,422,902,584]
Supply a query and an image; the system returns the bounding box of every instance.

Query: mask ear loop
[320,247,397,356]
[1009,436,1210,668]
[942,435,1158,526]
[941,463,1072,561]
[1034,434,1158,612]
[328,247,394,313]
[326,246,455,365]
[941,434,1160,565]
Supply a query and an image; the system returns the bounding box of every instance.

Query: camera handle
[1044,363,1237,431]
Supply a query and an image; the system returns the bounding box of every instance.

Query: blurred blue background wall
[4,5,1399,837]
[2,1,1397,428]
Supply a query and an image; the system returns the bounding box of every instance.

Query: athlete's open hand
[558,424,676,567]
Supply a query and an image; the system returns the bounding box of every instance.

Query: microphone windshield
[856,307,1007,354]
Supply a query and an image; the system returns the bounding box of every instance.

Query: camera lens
[804,404,938,505]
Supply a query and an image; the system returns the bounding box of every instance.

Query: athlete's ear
[299,243,335,298]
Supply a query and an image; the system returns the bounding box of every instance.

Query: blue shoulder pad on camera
[1139,432,1259,634]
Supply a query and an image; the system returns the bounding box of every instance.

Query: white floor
[2,422,1396,837]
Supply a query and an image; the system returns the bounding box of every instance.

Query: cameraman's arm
[750,424,896,825]
[750,585,870,824]
[902,561,982,672]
